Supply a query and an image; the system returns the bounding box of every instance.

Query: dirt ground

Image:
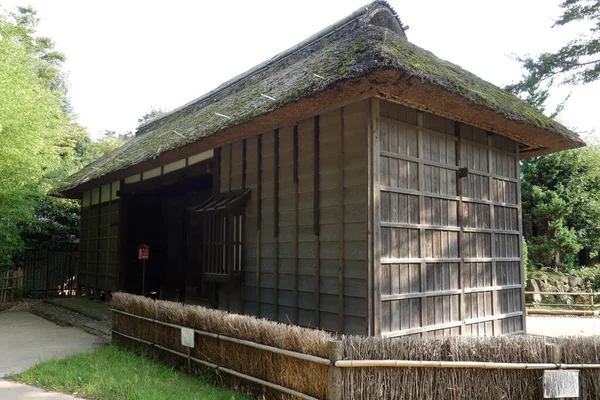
[527,315,600,336]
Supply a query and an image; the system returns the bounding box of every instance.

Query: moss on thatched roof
[57,1,582,194]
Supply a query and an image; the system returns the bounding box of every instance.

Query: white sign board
[181,327,194,348]
[544,370,579,399]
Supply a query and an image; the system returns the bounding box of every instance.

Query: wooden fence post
[546,341,562,364]
[327,340,343,400]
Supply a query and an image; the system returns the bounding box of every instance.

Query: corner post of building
[516,146,527,334]
[369,97,381,336]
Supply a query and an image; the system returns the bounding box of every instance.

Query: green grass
[9,345,248,400]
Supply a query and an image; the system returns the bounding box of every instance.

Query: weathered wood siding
[217,100,370,335]
[79,182,120,292]
[376,100,524,337]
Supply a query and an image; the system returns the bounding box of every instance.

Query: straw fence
[111,293,600,399]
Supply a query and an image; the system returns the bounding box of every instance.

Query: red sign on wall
[138,244,150,260]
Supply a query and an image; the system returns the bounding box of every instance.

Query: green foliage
[0,8,69,264]
[138,107,166,126]
[507,0,600,110]
[11,345,248,400]
[523,144,600,270]
[522,237,530,277]
[19,197,79,251]
[568,265,600,290]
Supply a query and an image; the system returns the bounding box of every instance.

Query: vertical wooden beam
[214,147,222,195]
[314,116,321,327]
[367,104,374,337]
[106,182,113,296]
[86,191,93,294]
[228,143,233,192]
[95,186,102,299]
[241,138,247,313]
[455,121,466,335]
[256,135,262,316]
[293,124,299,324]
[242,139,247,190]
[338,107,346,333]
[274,129,280,321]
[488,133,498,335]
[516,145,527,334]
[371,99,382,336]
[418,112,427,335]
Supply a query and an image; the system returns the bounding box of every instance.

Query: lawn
[10,345,249,400]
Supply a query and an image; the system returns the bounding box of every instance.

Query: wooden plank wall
[377,100,523,337]
[79,183,120,293]
[217,100,370,335]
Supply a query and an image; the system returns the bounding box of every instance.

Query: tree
[506,0,600,110]
[522,145,600,270]
[0,8,70,264]
[138,107,166,126]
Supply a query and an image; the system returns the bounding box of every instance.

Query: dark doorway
[122,173,213,302]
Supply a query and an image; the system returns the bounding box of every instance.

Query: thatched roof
[57,1,584,196]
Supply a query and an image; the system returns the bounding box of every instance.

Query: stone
[568,276,584,288]
[525,279,542,303]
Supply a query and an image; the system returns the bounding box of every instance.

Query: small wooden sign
[181,327,194,348]
[138,244,150,260]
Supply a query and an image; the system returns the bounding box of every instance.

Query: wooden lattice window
[191,190,249,282]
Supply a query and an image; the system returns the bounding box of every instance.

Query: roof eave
[60,68,585,198]
[368,69,585,158]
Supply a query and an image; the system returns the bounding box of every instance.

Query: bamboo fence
[111,292,600,399]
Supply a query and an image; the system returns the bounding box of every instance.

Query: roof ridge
[137,1,400,132]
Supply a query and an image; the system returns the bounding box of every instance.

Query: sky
[3,0,599,142]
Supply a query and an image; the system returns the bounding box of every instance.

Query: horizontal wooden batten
[381,257,462,264]
[381,284,522,301]
[380,223,519,235]
[380,116,458,142]
[382,321,463,338]
[463,284,522,293]
[382,288,461,301]
[379,151,459,171]
[468,169,519,184]
[379,186,520,209]
[381,222,460,231]
[464,311,523,325]
[463,257,520,263]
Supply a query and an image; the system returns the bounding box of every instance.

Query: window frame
[190,190,250,283]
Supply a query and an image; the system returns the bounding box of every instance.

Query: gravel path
[2,300,110,341]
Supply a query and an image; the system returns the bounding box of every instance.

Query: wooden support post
[314,116,321,327]
[371,98,382,336]
[488,133,498,335]
[546,342,562,364]
[455,121,466,335]
[417,111,427,335]
[256,135,262,317]
[327,341,343,400]
[338,107,346,333]
[293,124,299,324]
[516,146,527,334]
[241,139,247,313]
[95,185,102,301]
[228,143,233,192]
[274,129,280,321]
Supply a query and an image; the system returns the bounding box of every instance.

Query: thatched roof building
[59,1,583,337]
